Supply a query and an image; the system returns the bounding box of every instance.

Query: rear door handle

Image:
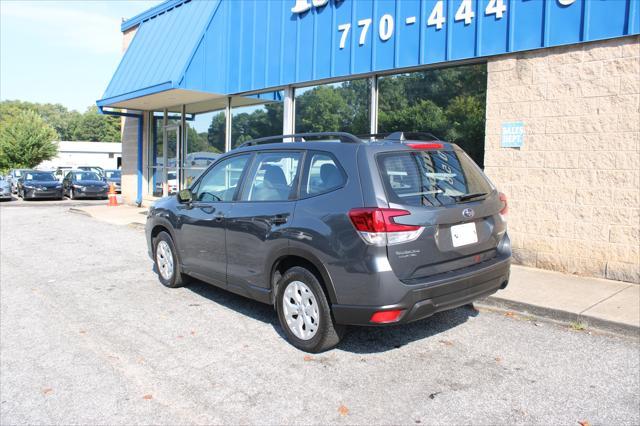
[270,214,288,225]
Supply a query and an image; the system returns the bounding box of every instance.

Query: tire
[153,231,186,288]
[276,266,345,353]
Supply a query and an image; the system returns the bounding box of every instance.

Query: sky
[1,0,162,112]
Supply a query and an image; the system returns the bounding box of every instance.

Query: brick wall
[484,36,640,283]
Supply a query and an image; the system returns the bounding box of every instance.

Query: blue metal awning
[99,0,640,112]
[97,0,222,110]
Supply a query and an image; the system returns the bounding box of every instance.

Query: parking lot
[1,203,639,425]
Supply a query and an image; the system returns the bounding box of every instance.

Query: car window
[195,154,250,202]
[24,172,55,181]
[74,172,100,181]
[377,149,493,207]
[241,152,301,202]
[303,152,345,197]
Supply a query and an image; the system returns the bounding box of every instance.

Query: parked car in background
[154,170,178,195]
[62,170,109,200]
[54,166,74,182]
[145,131,511,352]
[104,169,121,193]
[0,177,12,201]
[18,170,63,200]
[77,166,105,178]
[6,169,27,194]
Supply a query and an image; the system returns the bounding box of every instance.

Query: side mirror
[178,189,193,203]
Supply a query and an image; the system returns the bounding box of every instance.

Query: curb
[478,296,640,338]
[68,207,90,216]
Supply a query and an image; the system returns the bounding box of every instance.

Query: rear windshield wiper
[454,192,488,202]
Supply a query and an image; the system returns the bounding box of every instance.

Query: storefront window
[295,79,370,136]
[184,110,224,187]
[377,64,487,167]
[231,91,284,149]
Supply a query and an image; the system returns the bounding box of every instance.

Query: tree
[0,110,58,170]
[71,106,121,142]
[445,95,486,165]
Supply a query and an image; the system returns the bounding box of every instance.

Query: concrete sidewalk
[480,265,640,335]
[70,204,639,335]
[69,204,147,228]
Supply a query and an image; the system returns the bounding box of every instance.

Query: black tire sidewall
[153,231,183,288]
[276,266,338,353]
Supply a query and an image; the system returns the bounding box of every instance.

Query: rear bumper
[331,256,510,326]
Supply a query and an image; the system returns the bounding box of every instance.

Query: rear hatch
[375,145,507,282]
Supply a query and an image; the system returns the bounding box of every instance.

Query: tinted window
[241,152,301,201]
[195,155,250,202]
[303,152,345,197]
[105,170,121,179]
[377,149,493,207]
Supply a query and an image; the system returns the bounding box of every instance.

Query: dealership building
[98,0,639,283]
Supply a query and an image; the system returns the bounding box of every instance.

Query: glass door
[162,125,180,196]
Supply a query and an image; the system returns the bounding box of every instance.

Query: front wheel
[153,231,186,288]
[276,266,344,353]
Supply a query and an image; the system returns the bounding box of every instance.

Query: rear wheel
[276,266,344,353]
[153,231,186,288]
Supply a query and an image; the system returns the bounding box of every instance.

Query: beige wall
[484,36,640,283]
[119,26,144,205]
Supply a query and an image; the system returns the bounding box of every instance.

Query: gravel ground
[1,204,639,425]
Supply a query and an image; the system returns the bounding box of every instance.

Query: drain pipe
[98,107,144,207]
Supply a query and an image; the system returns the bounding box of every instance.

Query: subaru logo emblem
[462,208,475,218]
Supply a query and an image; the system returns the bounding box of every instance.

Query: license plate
[451,222,478,248]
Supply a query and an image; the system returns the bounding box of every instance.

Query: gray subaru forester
[146,132,511,352]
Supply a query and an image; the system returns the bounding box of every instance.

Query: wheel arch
[271,251,337,305]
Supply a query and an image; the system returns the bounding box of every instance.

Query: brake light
[499,192,508,216]
[370,309,405,324]
[348,208,423,246]
[406,142,443,150]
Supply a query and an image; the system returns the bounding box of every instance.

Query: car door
[176,153,252,286]
[225,150,302,296]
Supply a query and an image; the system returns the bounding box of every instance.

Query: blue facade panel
[99,0,639,107]
[100,0,220,104]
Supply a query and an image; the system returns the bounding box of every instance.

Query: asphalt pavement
[1,204,639,425]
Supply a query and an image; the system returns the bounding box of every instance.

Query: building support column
[369,75,378,135]
[180,104,186,189]
[283,86,295,140]
[162,109,168,197]
[224,97,232,152]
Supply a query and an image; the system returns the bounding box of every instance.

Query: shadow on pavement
[183,275,479,354]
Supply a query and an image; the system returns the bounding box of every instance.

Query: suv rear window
[377,149,493,207]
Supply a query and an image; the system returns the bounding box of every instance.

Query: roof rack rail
[358,131,442,142]
[237,132,362,148]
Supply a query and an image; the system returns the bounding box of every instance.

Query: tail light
[370,309,405,324]
[348,208,423,246]
[499,192,508,216]
[406,142,443,150]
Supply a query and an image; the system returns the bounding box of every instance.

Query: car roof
[228,131,456,155]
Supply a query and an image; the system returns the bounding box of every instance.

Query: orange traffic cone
[108,183,118,206]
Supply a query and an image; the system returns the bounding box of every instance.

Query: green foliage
[70,106,121,142]
[0,110,58,170]
[0,101,120,143]
[378,64,487,165]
